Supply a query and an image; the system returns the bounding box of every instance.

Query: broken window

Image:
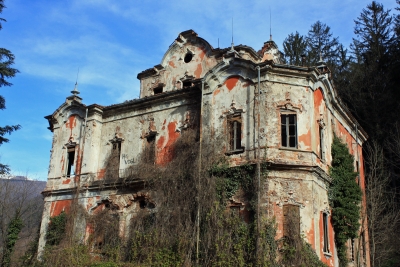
[227,114,244,154]
[145,134,156,163]
[66,147,75,177]
[153,86,163,95]
[182,80,192,88]
[356,161,360,185]
[323,212,330,253]
[110,141,121,178]
[281,114,297,148]
[319,125,324,159]
[283,205,300,238]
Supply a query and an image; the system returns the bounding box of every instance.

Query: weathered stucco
[39,29,370,267]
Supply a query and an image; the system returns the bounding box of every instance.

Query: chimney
[301,54,306,66]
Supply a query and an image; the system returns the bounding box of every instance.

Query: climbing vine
[45,211,67,247]
[329,135,362,266]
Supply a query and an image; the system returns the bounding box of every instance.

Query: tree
[364,141,400,267]
[0,0,20,175]
[282,31,307,65]
[352,1,395,66]
[306,21,339,65]
[329,136,362,267]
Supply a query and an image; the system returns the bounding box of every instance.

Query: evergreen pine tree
[282,31,307,65]
[347,1,397,142]
[0,0,20,174]
[306,21,339,65]
[329,136,362,267]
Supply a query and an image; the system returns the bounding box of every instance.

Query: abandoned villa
[38,30,370,266]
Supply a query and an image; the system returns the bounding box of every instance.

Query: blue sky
[1,0,398,180]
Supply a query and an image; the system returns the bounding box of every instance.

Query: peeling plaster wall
[40,30,369,267]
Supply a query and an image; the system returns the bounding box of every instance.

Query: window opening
[145,134,156,163]
[351,239,355,262]
[111,141,121,177]
[184,53,193,63]
[182,80,192,88]
[227,114,244,154]
[319,125,324,159]
[153,87,163,95]
[281,114,297,148]
[283,205,300,238]
[66,147,75,177]
[356,161,360,185]
[323,212,330,253]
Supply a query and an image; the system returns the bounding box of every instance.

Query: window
[153,86,163,95]
[182,80,192,88]
[227,114,244,154]
[319,125,324,159]
[184,52,193,63]
[66,147,75,177]
[110,141,121,178]
[323,212,330,253]
[283,205,300,238]
[145,134,156,163]
[356,161,360,185]
[281,114,297,148]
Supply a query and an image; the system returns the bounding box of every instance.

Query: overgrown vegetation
[45,211,67,247]
[31,129,325,267]
[1,216,23,267]
[329,136,362,266]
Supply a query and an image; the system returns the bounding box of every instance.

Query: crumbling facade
[39,30,370,266]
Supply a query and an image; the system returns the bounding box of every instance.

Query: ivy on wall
[329,135,362,266]
[45,211,67,247]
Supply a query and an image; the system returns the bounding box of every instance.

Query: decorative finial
[269,7,272,41]
[71,68,80,96]
[71,81,80,96]
[231,17,235,51]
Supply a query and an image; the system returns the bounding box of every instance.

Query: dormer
[137,30,219,98]
[259,39,284,63]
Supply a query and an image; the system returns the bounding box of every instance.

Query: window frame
[283,204,300,239]
[280,112,297,149]
[226,113,244,155]
[66,146,76,177]
[109,135,124,178]
[319,125,325,160]
[322,211,330,254]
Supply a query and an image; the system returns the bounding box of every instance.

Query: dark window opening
[138,198,155,210]
[145,134,156,164]
[319,126,324,159]
[183,81,192,88]
[351,239,355,262]
[139,199,147,209]
[111,141,121,177]
[323,212,330,253]
[66,148,75,177]
[356,161,360,184]
[154,87,163,95]
[283,205,300,238]
[184,53,193,63]
[281,114,297,148]
[227,115,244,154]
